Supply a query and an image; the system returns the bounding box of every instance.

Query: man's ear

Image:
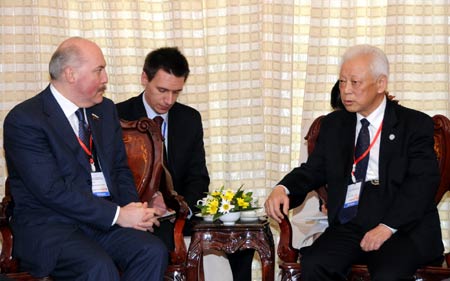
[377,75,388,94]
[63,67,76,83]
[141,71,148,86]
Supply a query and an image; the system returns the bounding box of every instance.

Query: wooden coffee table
[186,217,275,281]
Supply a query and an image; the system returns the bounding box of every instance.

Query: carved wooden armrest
[163,190,189,265]
[277,212,299,263]
[0,196,20,273]
[170,194,189,265]
[0,224,15,273]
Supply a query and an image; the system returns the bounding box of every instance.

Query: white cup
[240,210,257,218]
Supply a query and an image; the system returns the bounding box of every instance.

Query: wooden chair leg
[198,255,204,281]
[164,264,186,281]
[279,262,302,281]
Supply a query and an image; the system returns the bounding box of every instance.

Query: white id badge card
[343,182,362,208]
[91,172,111,197]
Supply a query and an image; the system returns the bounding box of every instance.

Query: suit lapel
[87,104,122,199]
[86,107,108,177]
[166,103,180,171]
[87,108,103,158]
[378,100,399,185]
[133,93,148,119]
[339,112,357,183]
[341,113,357,210]
[42,88,91,173]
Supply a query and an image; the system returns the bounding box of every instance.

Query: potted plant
[196,185,259,225]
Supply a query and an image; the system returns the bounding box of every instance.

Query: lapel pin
[91,113,100,120]
[389,134,395,140]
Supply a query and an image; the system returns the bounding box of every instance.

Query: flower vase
[202,214,214,222]
[219,212,241,225]
[240,210,258,222]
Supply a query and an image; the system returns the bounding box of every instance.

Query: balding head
[49,37,98,80]
[49,37,108,108]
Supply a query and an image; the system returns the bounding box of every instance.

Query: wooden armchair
[277,114,450,281]
[120,117,190,279]
[0,117,189,280]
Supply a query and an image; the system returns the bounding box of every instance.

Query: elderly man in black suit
[265,44,443,281]
[116,47,255,281]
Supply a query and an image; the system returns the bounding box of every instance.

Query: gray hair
[340,44,389,79]
[49,39,83,80]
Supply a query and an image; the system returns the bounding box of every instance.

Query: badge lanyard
[77,135,96,172]
[351,121,383,183]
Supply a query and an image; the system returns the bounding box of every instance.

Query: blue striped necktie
[75,108,90,148]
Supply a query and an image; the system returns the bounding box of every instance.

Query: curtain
[1,1,450,257]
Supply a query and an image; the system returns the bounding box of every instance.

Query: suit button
[87,179,92,186]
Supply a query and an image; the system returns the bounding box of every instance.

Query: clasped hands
[116,192,168,232]
[264,185,393,252]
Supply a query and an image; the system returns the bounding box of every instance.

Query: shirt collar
[50,84,79,118]
[356,95,386,129]
[142,93,168,122]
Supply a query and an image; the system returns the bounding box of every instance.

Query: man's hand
[148,191,167,214]
[264,185,289,223]
[116,202,163,232]
[116,202,145,229]
[360,224,393,251]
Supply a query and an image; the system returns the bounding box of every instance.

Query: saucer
[240,216,259,222]
[195,213,214,222]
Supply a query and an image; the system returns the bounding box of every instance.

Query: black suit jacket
[116,93,210,213]
[3,86,138,276]
[280,99,443,261]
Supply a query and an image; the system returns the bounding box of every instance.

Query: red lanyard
[351,121,383,182]
[77,135,95,172]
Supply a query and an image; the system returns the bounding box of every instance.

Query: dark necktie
[75,108,90,148]
[153,116,168,165]
[354,118,370,182]
[338,118,370,224]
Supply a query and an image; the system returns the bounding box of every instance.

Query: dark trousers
[155,220,254,281]
[228,249,254,281]
[299,180,443,281]
[52,226,168,281]
[299,181,438,281]
[300,222,426,281]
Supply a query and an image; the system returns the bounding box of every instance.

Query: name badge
[91,172,111,197]
[343,181,362,208]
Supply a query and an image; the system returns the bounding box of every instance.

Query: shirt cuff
[280,185,290,195]
[380,223,397,234]
[112,206,120,225]
[187,207,193,219]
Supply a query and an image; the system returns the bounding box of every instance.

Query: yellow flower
[195,184,259,220]
[209,198,219,207]
[222,189,235,201]
[208,205,218,215]
[211,190,221,197]
[237,197,249,208]
[206,198,219,214]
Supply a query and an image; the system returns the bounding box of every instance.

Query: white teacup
[240,210,257,218]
